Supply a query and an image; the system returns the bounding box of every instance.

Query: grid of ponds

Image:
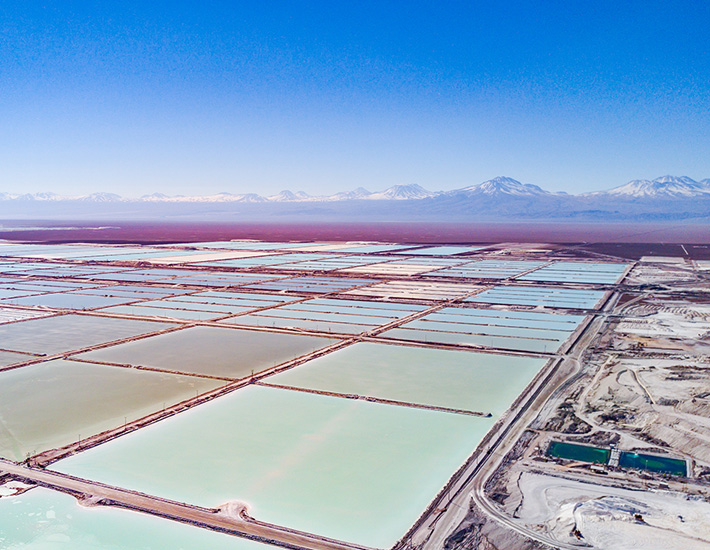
[517,261,628,284]
[0,240,630,549]
[466,286,606,309]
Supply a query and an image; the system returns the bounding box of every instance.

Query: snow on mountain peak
[368,184,435,200]
[602,175,710,198]
[459,177,549,196]
[79,192,123,202]
[268,190,312,202]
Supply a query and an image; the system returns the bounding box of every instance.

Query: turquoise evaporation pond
[466,286,605,309]
[76,326,340,379]
[55,385,493,548]
[0,359,223,461]
[0,487,268,550]
[268,342,547,415]
[0,315,172,355]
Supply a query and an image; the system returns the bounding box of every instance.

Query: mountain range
[1,176,709,222]
[2,176,708,203]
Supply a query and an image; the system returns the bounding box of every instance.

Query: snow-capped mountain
[366,184,435,200]
[268,190,311,202]
[78,192,122,202]
[141,192,171,200]
[15,192,62,201]
[454,176,553,197]
[237,193,268,203]
[329,187,373,200]
[587,175,710,198]
[139,192,266,203]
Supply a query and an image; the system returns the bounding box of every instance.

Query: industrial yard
[0,238,707,549]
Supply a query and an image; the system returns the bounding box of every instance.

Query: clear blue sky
[2,1,709,197]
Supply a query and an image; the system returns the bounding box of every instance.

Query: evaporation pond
[0,315,172,355]
[0,487,268,550]
[77,326,339,379]
[0,359,223,461]
[55,385,493,548]
[268,342,546,415]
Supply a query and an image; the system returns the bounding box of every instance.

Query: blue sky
[2,1,709,197]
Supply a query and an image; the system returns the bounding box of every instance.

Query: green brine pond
[547,441,610,464]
